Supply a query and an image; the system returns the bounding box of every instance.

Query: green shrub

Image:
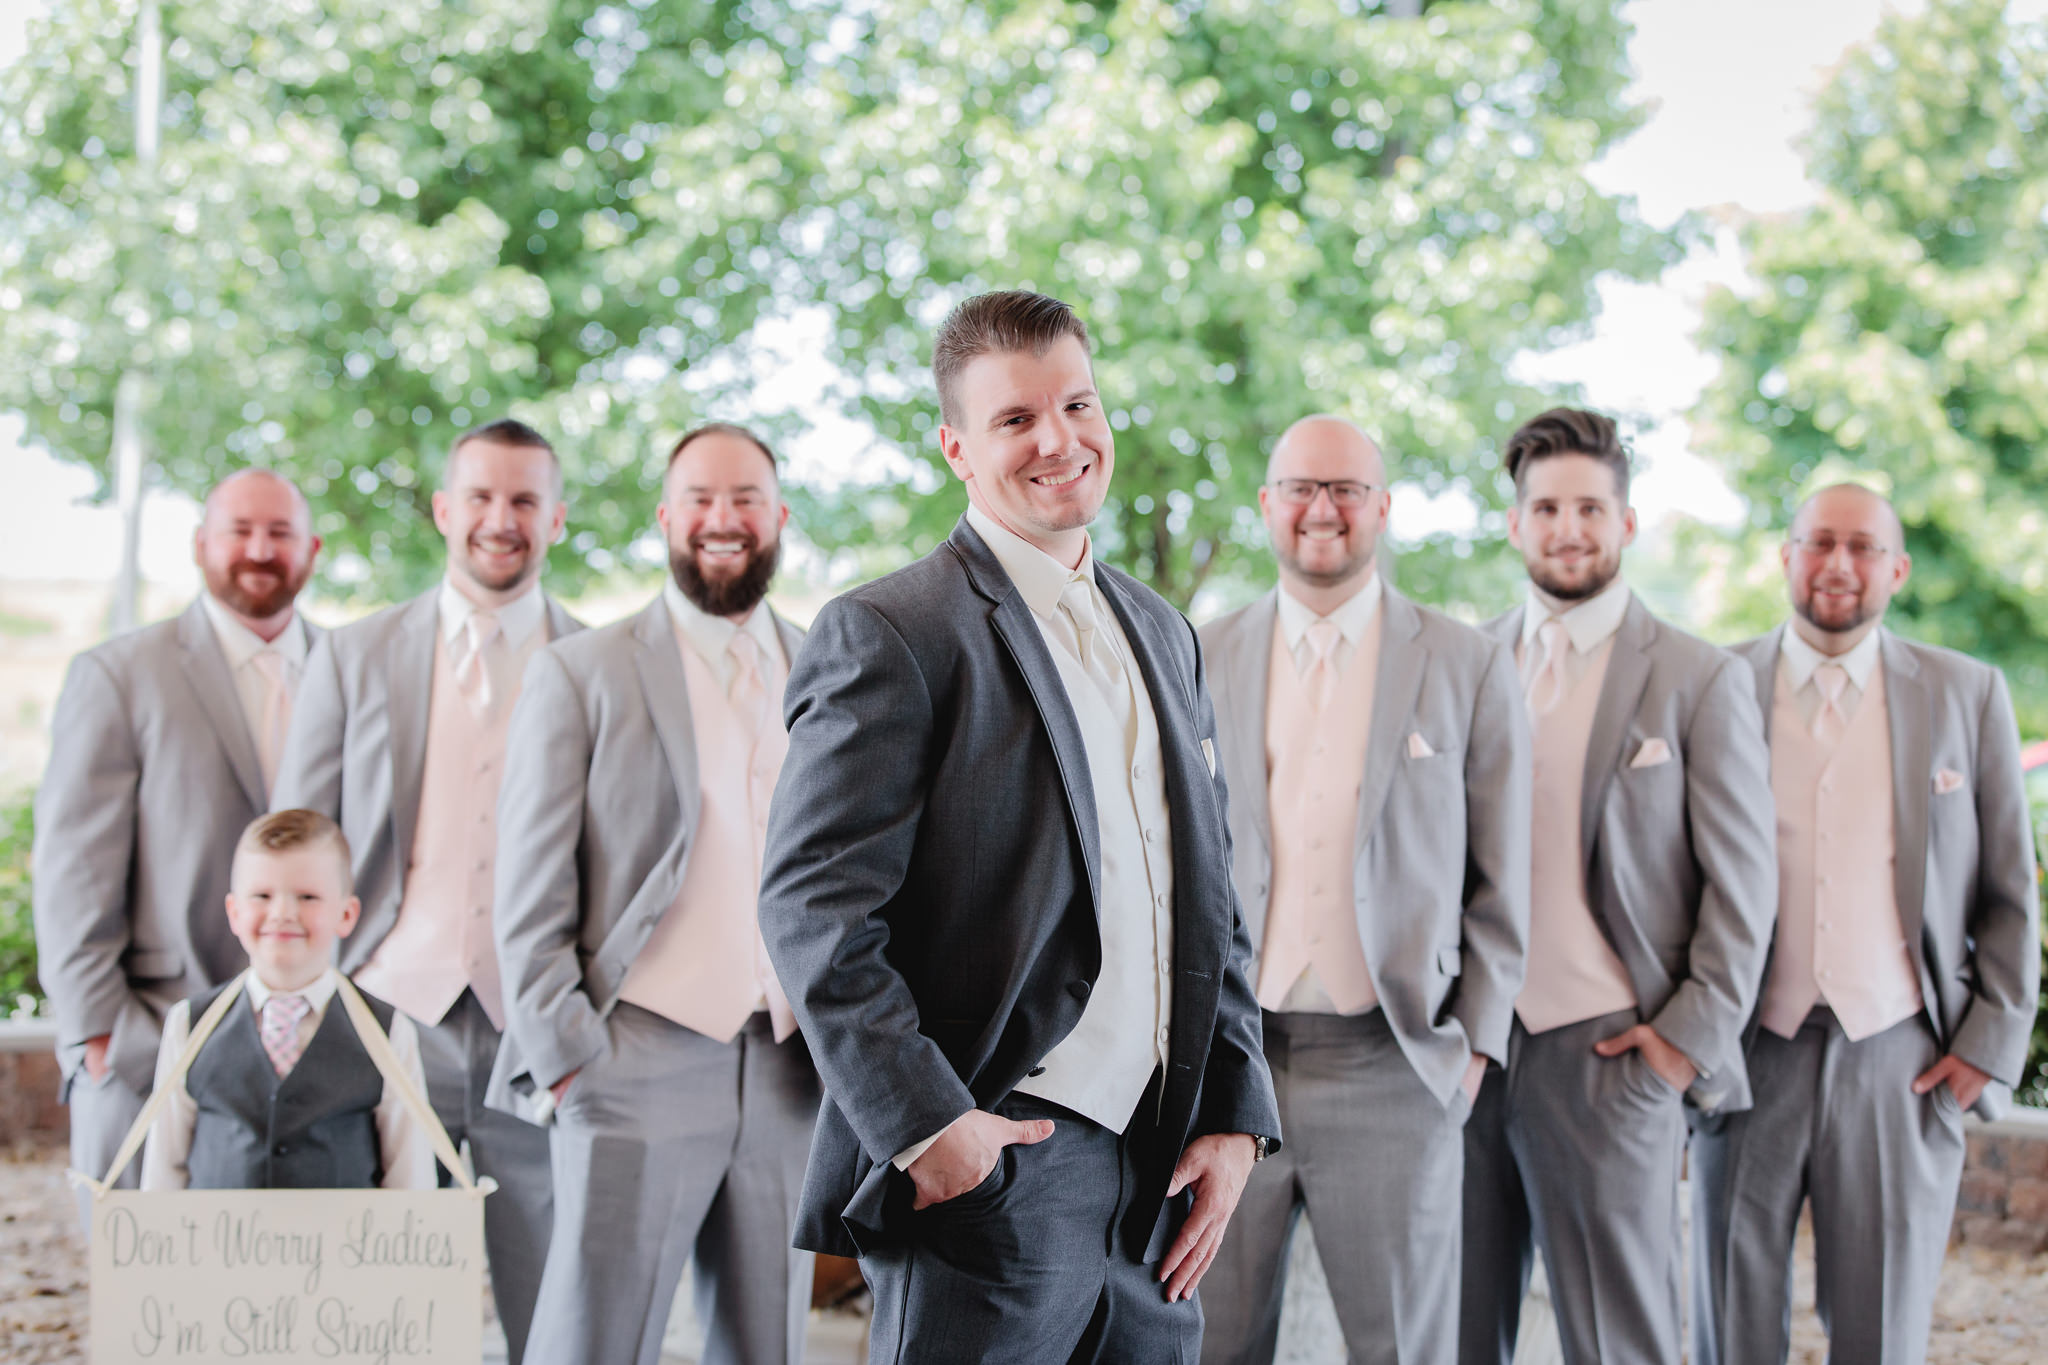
[0,790,41,1018]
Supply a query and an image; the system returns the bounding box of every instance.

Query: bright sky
[0,0,2010,591]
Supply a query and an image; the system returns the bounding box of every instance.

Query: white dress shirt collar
[661,575,783,672]
[1521,576,1631,658]
[437,576,546,648]
[966,504,1097,618]
[1779,622,1882,694]
[245,965,339,1016]
[1276,573,1383,652]
[201,594,309,670]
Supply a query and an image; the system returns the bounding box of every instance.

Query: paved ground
[5,1142,2041,1363]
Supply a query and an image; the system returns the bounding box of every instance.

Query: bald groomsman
[271,418,578,1363]
[36,469,322,1216]
[1461,409,1777,1365]
[1692,483,2039,1365]
[1199,417,1529,1365]
[493,423,821,1365]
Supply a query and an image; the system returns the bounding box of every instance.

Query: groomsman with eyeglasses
[1691,482,2040,1365]
[1462,408,1777,1365]
[1199,415,1529,1365]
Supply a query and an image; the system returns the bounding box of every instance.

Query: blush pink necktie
[728,631,767,744]
[250,648,290,797]
[1812,663,1850,747]
[1525,619,1571,718]
[453,611,501,715]
[1303,619,1341,713]
[259,994,312,1077]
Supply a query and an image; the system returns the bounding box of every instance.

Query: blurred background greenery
[2,0,2044,1089]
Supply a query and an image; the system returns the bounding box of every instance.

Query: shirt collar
[437,577,546,648]
[200,594,309,670]
[1779,623,1882,693]
[661,575,783,667]
[1276,572,1383,650]
[245,965,338,1015]
[1520,576,1631,657]
[966,504,1096,619]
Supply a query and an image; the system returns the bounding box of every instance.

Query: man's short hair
[234,809,354,897]
[932,290,1092,428]
[665,421,781,477]
[1503,407,1631,502]
[447,417,562,496]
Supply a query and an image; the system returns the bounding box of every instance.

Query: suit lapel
[385,593,439,879]
[1579,597,1655,873]
[175,601,268,810]
[542,596,581,641]
[632,598,705,841]
[1354,591,1426,857]
[1746,627,1785,739]
[1221,594,1277,860]
[1881,632,1931,952]
[771,610,806,674]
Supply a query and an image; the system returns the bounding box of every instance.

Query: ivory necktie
[1058,577,1132,727]
[1525,619,1571,718]
[1303,619,1341,713]
[728,631,767,744]
[250,648,290,797]
[259,994,312,1077]
[453,611,501,715]
[1812,663,1850,747]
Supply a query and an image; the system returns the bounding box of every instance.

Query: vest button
[272,1144,289,1157]
[1068,980,1091,1001]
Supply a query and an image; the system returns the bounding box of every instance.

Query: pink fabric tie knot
[453,611,502,715]
[259,993,312,1078]
[1525,619,1571,718]
[1303,619,1342,712]
[250,648,291,797]
[1812,662,1850,747]
[728,630,767,743]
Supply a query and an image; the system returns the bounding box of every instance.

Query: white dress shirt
[894,506,1177,1169]
[1516,575,1631,685]
[437,575,548,686]
[1778,625,1882,729]
[141,967,436,1191]
[200,593,310,740]
[662,575,787,683]
[1275,573,1383,674]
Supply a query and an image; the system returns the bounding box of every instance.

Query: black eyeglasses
[1269,479,1380,508]
[1790,534,1892,563]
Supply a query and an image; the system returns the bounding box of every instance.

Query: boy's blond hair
[234,809,354,896]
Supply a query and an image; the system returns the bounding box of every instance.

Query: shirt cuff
[891,1109,972,1171]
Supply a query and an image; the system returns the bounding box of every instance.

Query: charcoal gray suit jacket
[759,517,1279,1259]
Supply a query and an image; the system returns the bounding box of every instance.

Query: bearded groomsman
[36,469,322,1216]
[1197,417,1528,1365]
[1692,482,2039,1365]
[492,423,821,1365]
[1460,408,1777,1365]
[271,418,578,1363]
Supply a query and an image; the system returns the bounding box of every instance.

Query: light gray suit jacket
[33,600,325,1094]
[487,596,806,1107]
[1201,586,1531,1102]
[1483,595,1778,1114]
[1733,625,2040,1117]
[270,587,584,972]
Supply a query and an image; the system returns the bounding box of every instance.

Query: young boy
[140,809,436,1190]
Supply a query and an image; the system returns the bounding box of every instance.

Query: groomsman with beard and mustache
[37,469,322,1222]
[492,423,822,1365]
[272,418,581,1363]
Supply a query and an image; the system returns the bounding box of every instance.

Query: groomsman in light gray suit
[1198,416,1529,1365]
[1693,482,2040,1365]
[492,422,821,1365]
[1461,409,1777,1365]
[35,469,321,1219]
[271,418,577,1363]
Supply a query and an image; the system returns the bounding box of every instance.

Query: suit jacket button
[1068,980,1091,1001]
[272,1144,289,1157]
[1027,1067,1046,1077]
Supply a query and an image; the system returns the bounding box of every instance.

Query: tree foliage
[2,0,1670,606]
[1693,0,2048,729]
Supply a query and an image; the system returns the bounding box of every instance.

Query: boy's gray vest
[184,981,396,1189]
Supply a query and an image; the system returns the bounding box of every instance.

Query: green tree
[1692,0,2048,729]
[758,0,1675,608]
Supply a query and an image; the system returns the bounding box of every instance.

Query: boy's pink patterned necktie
[260,994,312,1077]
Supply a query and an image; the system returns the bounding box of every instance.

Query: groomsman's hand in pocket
[1913,1054,1991,1110]
[1593,1023,1698,1094]
[908,1109,1055,1210]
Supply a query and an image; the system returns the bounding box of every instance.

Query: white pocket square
[1407,732,1435,759]
[1629,738,1673,769]
[1933,768,1965,795]
[1201,738,1216,776]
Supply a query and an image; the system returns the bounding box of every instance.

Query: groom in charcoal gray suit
[1462,409,1777,1365]
[760,290,1279,1364]
[1198,416,1529,1365]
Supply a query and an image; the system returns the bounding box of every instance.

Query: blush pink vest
[1758,665,1923,1040]
[1257,615,1379,1013]
[1515,637,1639,1033]
[357,629,536,1030]
[617,633,797,1042]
